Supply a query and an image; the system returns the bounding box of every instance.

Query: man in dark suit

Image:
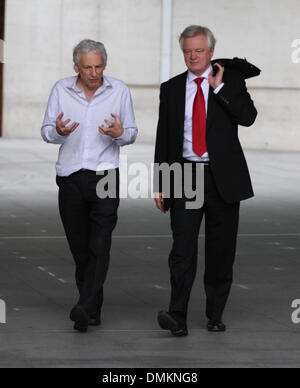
[154,25,257,336]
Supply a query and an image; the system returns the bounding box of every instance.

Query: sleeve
[153,82,169,194]
[214,72,257,127]
[41,84,68,144]
[112,85,138,147]
[154,82,168,164]
[213,83,224,94]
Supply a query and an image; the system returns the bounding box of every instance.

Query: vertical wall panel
[0,0,5,136]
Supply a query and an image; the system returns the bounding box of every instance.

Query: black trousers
[56,169,120,318]
[168,163,240,323]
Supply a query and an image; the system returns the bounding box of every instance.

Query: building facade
[1,0,300,150]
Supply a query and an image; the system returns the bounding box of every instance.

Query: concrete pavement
[0,139,300,368]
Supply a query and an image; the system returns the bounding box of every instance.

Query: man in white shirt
[41,39,138,332]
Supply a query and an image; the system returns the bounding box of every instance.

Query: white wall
[170,0,300,151]
[2,0,300,151]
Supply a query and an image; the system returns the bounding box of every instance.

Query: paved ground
[0,139,300,368]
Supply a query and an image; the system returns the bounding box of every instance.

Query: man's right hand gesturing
[56,112,80,136]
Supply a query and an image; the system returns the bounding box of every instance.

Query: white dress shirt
[41,75,138,176]
[183,65,224,162]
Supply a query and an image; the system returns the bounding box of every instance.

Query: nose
[190,50,197,60]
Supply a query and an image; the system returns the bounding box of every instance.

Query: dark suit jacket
[154,67,258,206]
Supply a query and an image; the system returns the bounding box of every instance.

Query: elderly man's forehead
[183,34,209,46]
[78,51,104,63]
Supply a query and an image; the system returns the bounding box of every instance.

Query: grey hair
[73,39,107,65]
[179,25,216,51]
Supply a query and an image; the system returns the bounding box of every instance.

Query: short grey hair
[73,39,107,65]
[179,25,216,51]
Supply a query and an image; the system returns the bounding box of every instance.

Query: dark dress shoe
[70,305,89,332]
[89,317,101,326]
[158,311,188,337]
[207,321,226,332]
[73,322,88,333]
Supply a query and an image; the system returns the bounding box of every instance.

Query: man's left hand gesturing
[99,113,124,138]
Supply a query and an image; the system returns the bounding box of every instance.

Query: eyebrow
[183,48,205,52]
[83,64,104,67]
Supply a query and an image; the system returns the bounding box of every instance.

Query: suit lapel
[175,71,187,122]
[206,86,215,135]
[174,71,188,150]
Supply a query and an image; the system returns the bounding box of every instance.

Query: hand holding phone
[213,65,219,77]
[209,63,225,89]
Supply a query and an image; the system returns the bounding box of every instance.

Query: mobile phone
[212,65,219,77]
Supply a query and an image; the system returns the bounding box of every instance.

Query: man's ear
[74,64,79,73]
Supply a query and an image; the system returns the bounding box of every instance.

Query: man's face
[182,34,214,76]
[74,51,106,91]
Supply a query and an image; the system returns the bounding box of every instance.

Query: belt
[67,169,95,176]
[79,168,95,172]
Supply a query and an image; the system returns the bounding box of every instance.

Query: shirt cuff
[113,128,126,141]
[42,126,68,144]
[112,128,128,146]
[214,83,225,94]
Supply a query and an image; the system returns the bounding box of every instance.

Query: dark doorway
[0,0,5,137]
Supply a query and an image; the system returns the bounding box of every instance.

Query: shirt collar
[187,64,212,84]
[97,76,112,93]
[66,75,80,92]
[67,75,112,93]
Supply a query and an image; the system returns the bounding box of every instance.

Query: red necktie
[192,77,207,156]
